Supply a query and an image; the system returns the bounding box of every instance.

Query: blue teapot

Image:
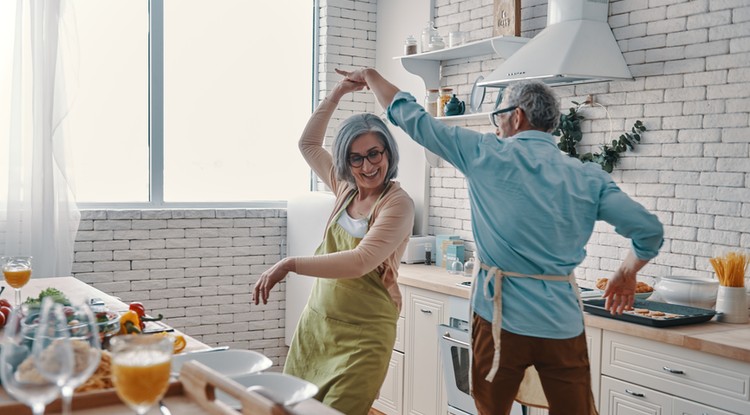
[444,94,465,116]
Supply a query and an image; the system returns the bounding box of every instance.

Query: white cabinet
[373,316,406,415]
[601,330,750,414]
[600,375,672,415]
[403,285,449,415]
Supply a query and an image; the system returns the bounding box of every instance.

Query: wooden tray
[0,362,342,415]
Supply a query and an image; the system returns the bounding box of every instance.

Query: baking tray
[583,299,717,327]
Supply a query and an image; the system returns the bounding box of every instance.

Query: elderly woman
[252,76,414,415]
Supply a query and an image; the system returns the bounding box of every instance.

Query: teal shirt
[387,91,664,338]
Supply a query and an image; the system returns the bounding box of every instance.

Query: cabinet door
[673,396,738,415]
[600,375,672,415]
[586,327,602,409]
[373,350,405,415]
[404,287,448,415]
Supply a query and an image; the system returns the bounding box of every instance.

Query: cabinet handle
[662,366,684,375]
[624,389,644,397]
[420,308,432,314]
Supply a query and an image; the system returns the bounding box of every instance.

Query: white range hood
[478,0,632,88]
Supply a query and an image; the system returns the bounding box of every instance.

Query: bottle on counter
[463,256,475,278]
[404,35,418,55]
[424,89,439,117]
[424,243,433,266]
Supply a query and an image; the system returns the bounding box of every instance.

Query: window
[66,0,315,205]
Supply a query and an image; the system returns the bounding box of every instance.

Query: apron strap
[475,261,571,382]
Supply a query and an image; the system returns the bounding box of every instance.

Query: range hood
[478,0,632,88]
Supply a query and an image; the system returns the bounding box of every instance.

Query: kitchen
[1,0,749,414]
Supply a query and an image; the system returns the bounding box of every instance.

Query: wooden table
[0,277,344,415]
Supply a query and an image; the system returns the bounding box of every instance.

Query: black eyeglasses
[348,148,386,167]
[489,105,518,128]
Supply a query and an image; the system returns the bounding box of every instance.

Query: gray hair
[332,113,399,186]
[503,80,560,132]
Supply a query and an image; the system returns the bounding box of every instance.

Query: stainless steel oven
[439,295,524,415]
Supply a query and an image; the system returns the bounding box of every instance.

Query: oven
[438,295,524,415]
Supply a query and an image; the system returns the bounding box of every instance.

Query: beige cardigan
[292,97,414,310]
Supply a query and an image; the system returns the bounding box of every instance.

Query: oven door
[438,321,525,415]
[438,323,478,415]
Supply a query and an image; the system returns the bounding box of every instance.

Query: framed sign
[493,0,521,37]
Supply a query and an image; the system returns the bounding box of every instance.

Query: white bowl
[218,372,318,408]
[171,349,272,378]
[654,276,719,309]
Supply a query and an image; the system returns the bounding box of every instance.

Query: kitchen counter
[398,263,750,363]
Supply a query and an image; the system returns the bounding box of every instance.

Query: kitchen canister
[715,285,749,323]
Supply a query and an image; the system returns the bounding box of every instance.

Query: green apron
[284,189,399,415]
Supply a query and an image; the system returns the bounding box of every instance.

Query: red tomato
[0,311,5,328]
[0,299,10,309]
[0,305,11,320]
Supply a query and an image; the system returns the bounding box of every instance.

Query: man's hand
[602,251,649,315]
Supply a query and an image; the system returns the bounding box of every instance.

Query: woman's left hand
[253,258,292,305]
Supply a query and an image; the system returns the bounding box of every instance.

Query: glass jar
[424,89,440,117]
[404,35,418,55]
[438,87,453,117]
[427,34,445,52]
[463,256,475,278]
[421,21,438,53]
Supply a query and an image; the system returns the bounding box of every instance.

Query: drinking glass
[0,303,62,415]
[33,297,101,415]
[1,256,32,307]
[110,334,174,415]
[32,297,75,413]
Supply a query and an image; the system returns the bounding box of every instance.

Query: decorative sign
[493,0,521,37]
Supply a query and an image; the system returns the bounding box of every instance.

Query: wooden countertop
[398,264,750,363]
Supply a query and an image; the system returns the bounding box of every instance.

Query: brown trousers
[471,314,598,415]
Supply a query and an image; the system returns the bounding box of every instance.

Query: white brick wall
[73,208,287,367]
[424,0,750,287]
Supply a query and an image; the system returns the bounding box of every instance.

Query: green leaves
[552,103,646,173]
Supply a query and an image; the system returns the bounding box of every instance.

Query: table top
[0,277,343,414]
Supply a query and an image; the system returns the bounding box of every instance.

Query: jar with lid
[404,35,418,55]
[438,87,453,117]
[427,34,445,52]
[424,89,439,117]
[421,21,439,53]
[463,256,475,278]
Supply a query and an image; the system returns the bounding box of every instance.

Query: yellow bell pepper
[119,310,142,334]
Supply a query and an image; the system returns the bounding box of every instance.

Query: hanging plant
[552,101,646,173]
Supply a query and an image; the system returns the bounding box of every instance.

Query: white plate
[469,75,486,113]
[218,372,319,408]
[171,349,272,378]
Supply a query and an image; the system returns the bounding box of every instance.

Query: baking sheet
[583,299,717,327]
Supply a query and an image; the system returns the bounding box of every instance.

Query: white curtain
[0,0,79,278]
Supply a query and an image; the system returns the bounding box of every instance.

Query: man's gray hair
[503,80,560,132]
[332,113,399,186]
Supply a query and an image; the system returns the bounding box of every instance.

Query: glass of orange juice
[110,335,174,415]
[2,256,32,307]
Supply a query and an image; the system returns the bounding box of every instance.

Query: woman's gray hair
[503,80,560,132]
[332,113,399,186]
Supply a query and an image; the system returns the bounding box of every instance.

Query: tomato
[0,305,11,320]
[0,299,10,309]
[0,312,5,328]
[128,302,146,318]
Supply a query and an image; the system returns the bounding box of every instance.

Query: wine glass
[1,256,32,307]
[32,297,75,413]
[0,303,62,415]
[110,334,174,415]
[59,300,102,414]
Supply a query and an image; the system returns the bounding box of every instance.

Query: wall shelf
[394,35,529,90]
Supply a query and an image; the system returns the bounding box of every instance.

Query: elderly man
[338,68,663,415]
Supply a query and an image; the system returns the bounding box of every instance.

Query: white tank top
[337,210,368,238]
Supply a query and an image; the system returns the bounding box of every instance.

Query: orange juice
[3,268,31,288]
[112,356,171,407]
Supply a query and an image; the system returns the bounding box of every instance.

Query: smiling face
[348,132,389,192]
